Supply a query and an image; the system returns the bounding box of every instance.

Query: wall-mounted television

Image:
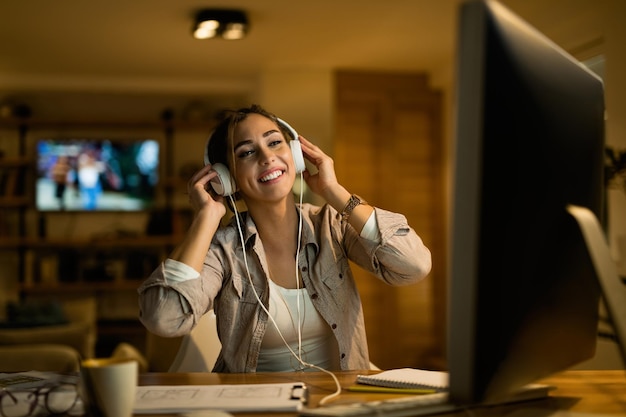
[35,138,159,211]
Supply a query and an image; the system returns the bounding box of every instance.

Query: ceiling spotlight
[192,9,249,40]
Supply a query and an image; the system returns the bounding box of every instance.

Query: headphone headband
[276,118,298,141]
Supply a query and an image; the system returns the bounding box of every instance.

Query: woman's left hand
[299,136,341,199]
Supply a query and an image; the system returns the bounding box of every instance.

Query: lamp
[192,9,249,40]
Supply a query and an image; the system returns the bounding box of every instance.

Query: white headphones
[204,118,306,196]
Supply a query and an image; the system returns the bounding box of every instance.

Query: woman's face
[229,113,296,203]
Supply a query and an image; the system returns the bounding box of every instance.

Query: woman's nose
[258,147,275,164]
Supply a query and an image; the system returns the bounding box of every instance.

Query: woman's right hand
[187,164,227,219]
[170,165,227,268]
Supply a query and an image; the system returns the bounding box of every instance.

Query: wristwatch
[341,194,367,223]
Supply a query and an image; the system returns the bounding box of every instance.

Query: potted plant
[604,146,626,283]
[605,147,626,192]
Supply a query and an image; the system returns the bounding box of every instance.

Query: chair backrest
[168,310,221,372]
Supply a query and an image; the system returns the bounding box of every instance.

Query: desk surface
[138,369,626,416]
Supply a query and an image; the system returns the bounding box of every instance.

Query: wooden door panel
[335,71,445,370]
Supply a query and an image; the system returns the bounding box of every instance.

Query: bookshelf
[0,117,30,285]
[0,114,209,287]
[0,113,208,355]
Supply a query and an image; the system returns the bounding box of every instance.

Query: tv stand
[567,204,626,366]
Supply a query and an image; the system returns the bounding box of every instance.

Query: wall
[254,68,335,206]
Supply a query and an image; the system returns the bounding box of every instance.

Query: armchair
[0,297,97,372]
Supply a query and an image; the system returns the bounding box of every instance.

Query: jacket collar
[229,204,319,255]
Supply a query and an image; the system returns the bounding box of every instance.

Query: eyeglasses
[0,383,79,417]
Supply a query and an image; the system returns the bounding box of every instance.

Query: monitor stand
[567,204,626,366]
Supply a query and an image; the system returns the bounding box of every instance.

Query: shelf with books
[0,112,214,356]
[20,244,165,288]
[31,235,178,248]
[19,280,144,294]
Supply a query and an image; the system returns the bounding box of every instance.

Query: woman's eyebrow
[233,139,252,152]
[264,129,280,138]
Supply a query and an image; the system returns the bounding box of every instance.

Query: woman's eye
[269,139,283,148]
[237,149,254,159]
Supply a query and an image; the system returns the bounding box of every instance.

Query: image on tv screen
[36,138,159,211]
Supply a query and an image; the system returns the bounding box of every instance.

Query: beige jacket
[138,203,431,372]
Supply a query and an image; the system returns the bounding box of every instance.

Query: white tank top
[257,279,339,372]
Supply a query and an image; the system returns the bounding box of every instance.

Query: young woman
[138,105,432,373]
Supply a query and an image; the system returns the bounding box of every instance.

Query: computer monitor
[448,0,605,405]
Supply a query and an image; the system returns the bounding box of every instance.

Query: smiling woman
[137,104,432,387]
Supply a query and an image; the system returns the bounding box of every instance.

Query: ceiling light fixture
[192,9,249,40]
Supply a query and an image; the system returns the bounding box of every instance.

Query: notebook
[356,368,449,391]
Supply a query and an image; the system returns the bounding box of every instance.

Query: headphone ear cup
[277,118,306,174]
[210,163,236,196]
[290,140,306,174]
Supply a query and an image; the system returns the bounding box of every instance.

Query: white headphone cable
[295,170,304,362]
[227,172,342,405]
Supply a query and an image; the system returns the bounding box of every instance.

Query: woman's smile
[259,168,285,183]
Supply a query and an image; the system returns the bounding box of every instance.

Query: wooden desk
[138,370,626,416]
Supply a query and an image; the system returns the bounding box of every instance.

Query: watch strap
[341,194,367,223]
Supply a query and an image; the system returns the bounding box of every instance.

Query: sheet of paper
[0,371,78,389]
[134,382,306,414]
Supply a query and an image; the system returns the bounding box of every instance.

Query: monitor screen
[35,138,159,211]
[448,0,605,405]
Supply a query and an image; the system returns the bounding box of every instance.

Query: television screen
[36,138,159,211]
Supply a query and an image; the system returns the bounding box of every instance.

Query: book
[347,385,437,395]
[356,368,449,391]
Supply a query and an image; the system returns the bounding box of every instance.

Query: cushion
[0,344,81,372]
[0,322,93,358]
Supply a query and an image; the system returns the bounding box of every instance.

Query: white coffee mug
[80,357,138,417]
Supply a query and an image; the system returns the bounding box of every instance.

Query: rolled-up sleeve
[138,258,212,337]
[345,207,432,285]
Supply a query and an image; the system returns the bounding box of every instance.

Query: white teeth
[260,171,283,182]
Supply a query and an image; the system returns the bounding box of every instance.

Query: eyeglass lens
[46,384,79,414]
[0,384,78,417]
[0,391,35,417]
